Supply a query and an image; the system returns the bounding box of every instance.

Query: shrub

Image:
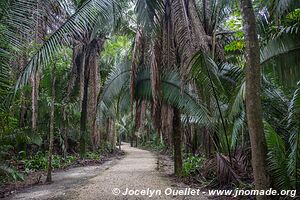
[182,154,204,176]
[22,152,78,172]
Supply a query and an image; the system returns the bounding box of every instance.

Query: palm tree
[46,59,57,183]
[240,0,270,198]
[133,0,214,175]
[11,0,116,156]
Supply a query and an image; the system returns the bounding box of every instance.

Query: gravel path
[6,143,208,200]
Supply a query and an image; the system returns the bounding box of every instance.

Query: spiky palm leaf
[261,31,300,87]
[98,62,211,124]
[264,121,292,190]
[135,0,163,33]
[287,83,300,189]
[196,0,228,35]
[98,60,131,120]
[135,67,210,123]
[0,0,37,48]
[190,51,224,94]
[0,0,39,108]
[16,0,114,88]
[262,0,299,21]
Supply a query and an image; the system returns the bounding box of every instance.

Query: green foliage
[144,141,165,152]
[182,154,204,177]
[0,165,24,184]
[225,14,243,31]
[23,152,48,172]
[264,121,292,189]
[224,13,245,52]
[85,152,101,160]
[139,133,165,152]
[99,141,114,153]
[22,152,77,173]
[224,40,245,52]
[102,35,131,59]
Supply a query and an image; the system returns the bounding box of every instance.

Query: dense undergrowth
[139,136,253,191]
[0,142,114,186]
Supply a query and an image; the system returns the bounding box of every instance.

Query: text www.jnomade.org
[112,187,296,198]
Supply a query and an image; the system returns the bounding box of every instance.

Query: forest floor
[4,143,208,200]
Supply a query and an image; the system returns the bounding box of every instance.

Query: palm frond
[261,33,300,64]
[0,0,39,102]
[98,63,211,124]
[228,81,245,120]
[16,0,114,88]
[135,67,210,124]
[230,111,245,150]
[262,0,299,20]
[287,128,300,189]
[261,33,300,87]
[135,0,163,33]
[288,83,300,126]
[190,51,224,97]
[98,60,131,119]
[264,121,292,190]
[196,0,228,34]
[1,0,37,49]
[287,83,300,189]
[0,164,24,181]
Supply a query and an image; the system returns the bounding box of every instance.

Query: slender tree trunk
[130,138,134,147]
[31,72,39,132]
[19,95,28,128]
[161,104,173,149]
[19,53,28,128]
[103,118,109,142]
[114,123,117,149]
[240,0,270,198]
[135,135,138,147]
[46,66,56,183]
[80,68,89,158]
[118,135,121,150]
[31,5,47,133]
[173,107,182,176]
[111,119,117,149]
[62,105,68,158]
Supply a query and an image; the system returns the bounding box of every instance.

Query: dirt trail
[6,143,208,200]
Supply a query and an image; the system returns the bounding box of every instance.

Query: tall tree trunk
[46,66,56,183]
[31,5,47,132]
[79,36,104,155]
[240,0,270,198]
[150,37,162,134]
[67,43,86,157]
[173,107,182,176]
[86,37,104,149]
[80,66,89,158]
